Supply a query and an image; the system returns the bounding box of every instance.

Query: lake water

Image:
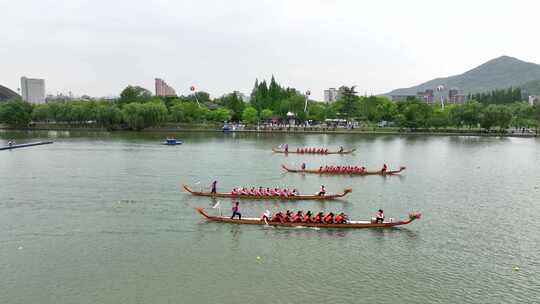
[1,130,539,304]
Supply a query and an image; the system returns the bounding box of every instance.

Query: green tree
[358,95,383,121]
[497,105,513,129]
[118,85,152,107]
[0,99,32,126]
[122,103,146,130]
[242,106,259,124]
[375,99,398,122]
[532,104,540,131]
[428,108,450,129]
[260,109,273,121]
[339,86,359,119]
[307,103,326,122]
[509,102,531,128]
[480,104,513,130]
[219,92,245,121]
[96,103,121,128]
[397,100,432,129]
[142,102,168,127]
[170,103,186,122]
[211,108,232,122]
[32,104,50,122]
[462,101,483,128]
[449,104,465,128]
[185,102,208,122]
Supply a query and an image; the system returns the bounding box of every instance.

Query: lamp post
[304,90,311,113]
[437,85,445,110]
[190,85,201,107]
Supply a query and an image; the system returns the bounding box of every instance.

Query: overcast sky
[1,0,539,99]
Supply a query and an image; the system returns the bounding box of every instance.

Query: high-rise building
[324,88,339,103]
[21,77,45,104]
[155,78,177,97]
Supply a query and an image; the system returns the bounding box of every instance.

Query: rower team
[295,147,329,154]
[292,146,345,154]
[316,164,389,174]
[231,187,300,197]
[263,210,349,224]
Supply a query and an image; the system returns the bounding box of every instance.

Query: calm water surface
[1,130,539,304]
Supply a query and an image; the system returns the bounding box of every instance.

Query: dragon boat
[196,208,421,229]
[183,185,352,200]
[272,146,356,154]
[281,164,406,176]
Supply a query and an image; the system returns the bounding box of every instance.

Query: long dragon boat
[281,164,406,176]
[272,146,356,154]
[196,208,421,229]
[183,185,352,200]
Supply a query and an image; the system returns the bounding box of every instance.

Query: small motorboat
[163,138,183,145]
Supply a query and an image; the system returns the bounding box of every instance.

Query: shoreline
[1,125,537,138]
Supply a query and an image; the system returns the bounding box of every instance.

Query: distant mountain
[386,56,540,97]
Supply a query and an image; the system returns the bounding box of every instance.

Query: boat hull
[0,141,53,151]
[183,185,351,200]
[196,208,420,229]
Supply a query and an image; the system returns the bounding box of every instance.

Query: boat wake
[293,225,320,230]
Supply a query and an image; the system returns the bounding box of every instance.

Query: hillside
[386,56,540,96]
[520,79,540,96]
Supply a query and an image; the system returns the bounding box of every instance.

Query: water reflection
[367,227,420,242]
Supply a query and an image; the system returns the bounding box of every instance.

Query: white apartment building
[21,77,45,104]
[324,88,339,103]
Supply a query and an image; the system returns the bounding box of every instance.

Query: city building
[155,78,176,97]
[324,88,339,103]
[529,95,540,106]
[21,77,45,104]
[448,89,467,104]
[417,89,434,104]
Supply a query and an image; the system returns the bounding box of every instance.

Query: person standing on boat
[261,210,271,224]
[338,146,344,153]
[381,164,388,174]
[231,202,241,219]
[318,185,326,196]
[211,180,217,195]
[284,144,289,153]
[301,162,306,170]
[376,209,384,223]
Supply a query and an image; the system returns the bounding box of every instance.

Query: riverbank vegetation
[1,77,539,132]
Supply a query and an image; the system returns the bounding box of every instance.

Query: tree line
[1,78,540,131]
